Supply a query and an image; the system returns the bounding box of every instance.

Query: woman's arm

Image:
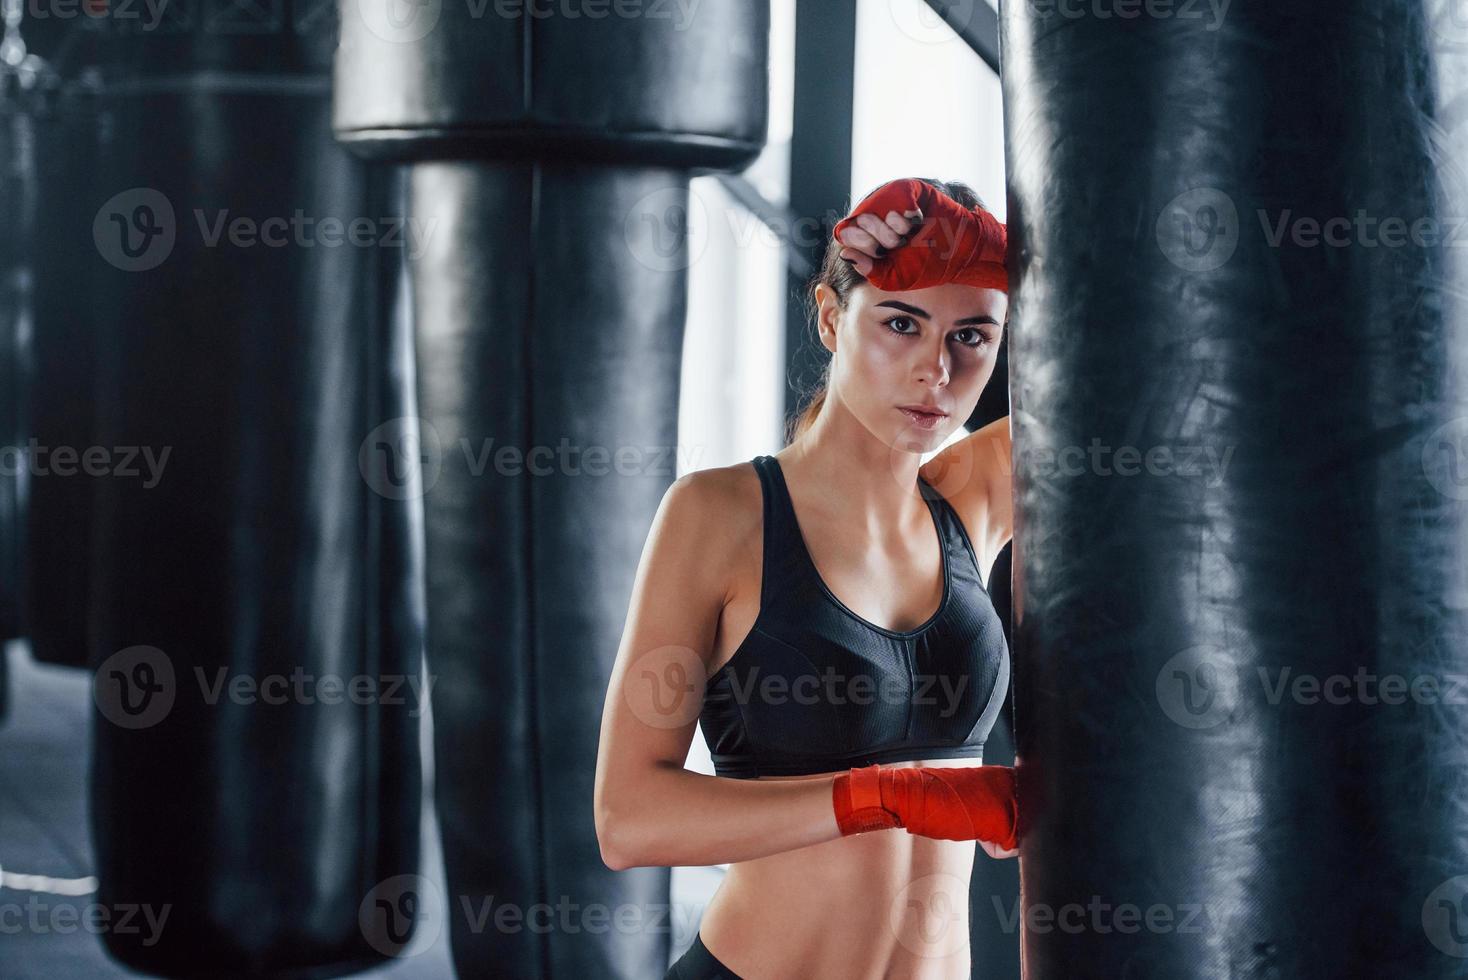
[593,469,845,870]
[922,419,1022,861]
[920,415,1013,573]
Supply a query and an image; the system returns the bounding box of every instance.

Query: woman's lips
[898,407,946,430]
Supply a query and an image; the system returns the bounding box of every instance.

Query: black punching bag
[23,31,106,669]
[334,4,768,976]
[0,55,33,719]
[1004,2,1468,977]
[81,9,426,975]
[968,540,1019,979]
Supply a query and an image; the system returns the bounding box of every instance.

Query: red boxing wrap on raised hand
[831,764,1019,850]
[831,178,1008,293]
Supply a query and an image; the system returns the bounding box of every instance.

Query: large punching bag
[969,541,1020,978]
[23,25,106,669]
[333,4,768,976]
[80,8,426,975]
[1004,2,1468,976]
[0,38,33,715]
[0,65,28,644]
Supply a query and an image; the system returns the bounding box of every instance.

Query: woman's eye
[956,328,993,349]
[883,317,994,349]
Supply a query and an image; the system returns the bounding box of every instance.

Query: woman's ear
[814,283,843,353]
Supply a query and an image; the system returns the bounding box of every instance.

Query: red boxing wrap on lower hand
[831,178,1008,293]
[832,763,1019,850]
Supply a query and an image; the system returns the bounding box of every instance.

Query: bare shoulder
[649,460,764,583]
[919,416,1013,572]
[661,460,762,533]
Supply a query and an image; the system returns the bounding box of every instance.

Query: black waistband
[666,931,744,980]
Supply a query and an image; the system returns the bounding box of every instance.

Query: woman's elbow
[595,793,648,871]
[597,759,684,870]
[597,820,633,871]
[600,844,631,873]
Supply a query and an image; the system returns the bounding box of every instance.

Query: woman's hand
[979,839,1018,860]
[832,764,1018,849]
[836,206,924,279]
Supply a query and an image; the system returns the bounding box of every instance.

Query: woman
[594,177,1018,979]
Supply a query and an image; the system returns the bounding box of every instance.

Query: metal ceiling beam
[923,0,1000,73]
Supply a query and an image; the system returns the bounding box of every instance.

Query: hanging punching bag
[81,7,427,974]
[22,29,105,669]
[1004,1,1468,976]
[0,62,30,722]
[0,58,33,653]
[334,3,768,976]
[968,540,1019,978]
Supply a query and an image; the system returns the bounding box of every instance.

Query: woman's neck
[780,401,929,543]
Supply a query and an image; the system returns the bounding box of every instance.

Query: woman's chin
[889,424,947,456]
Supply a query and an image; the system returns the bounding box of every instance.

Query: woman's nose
[914,346,951,387]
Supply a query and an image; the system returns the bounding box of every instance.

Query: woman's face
[816,279,1008,453]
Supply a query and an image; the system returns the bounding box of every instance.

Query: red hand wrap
[832,178,1008,293]
[831,763,901,834]
[832,763,1019,850]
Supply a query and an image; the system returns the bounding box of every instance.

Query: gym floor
[0,641,719,977]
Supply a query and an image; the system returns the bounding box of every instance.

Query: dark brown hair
[784,177,989,446]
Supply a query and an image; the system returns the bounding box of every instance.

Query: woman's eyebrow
[874,299,1001,327]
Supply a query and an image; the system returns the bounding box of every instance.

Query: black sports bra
[698,454,1011,778]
